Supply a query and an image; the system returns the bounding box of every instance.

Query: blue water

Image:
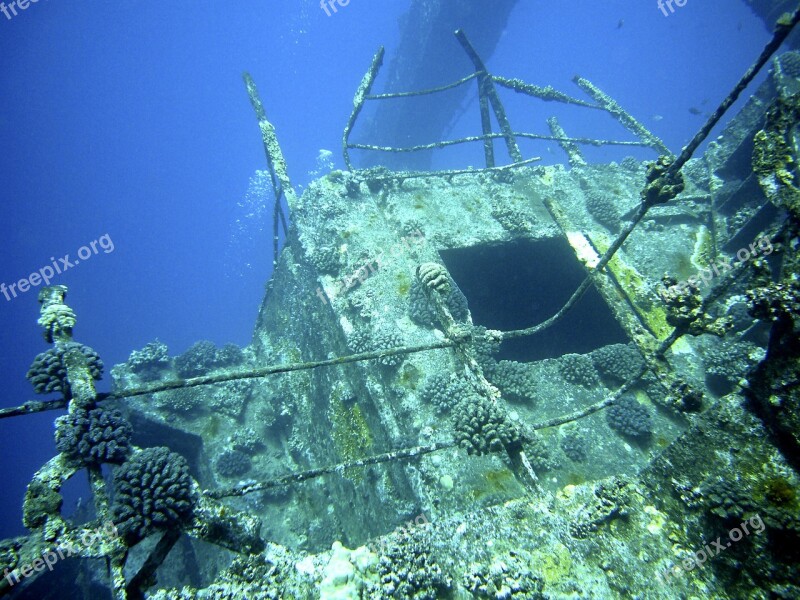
[0,0,770,540]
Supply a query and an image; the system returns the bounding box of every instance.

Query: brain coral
[27,342,104,396]
[55,406,132,465]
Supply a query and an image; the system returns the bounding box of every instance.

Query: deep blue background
[0,1,771,538]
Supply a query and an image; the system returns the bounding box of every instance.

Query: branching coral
[454,398,522,456]
[606,396,652,439]
[420,372,473,414]
[127,340,171,381]
[560,430,589,463]
[558,353,600,388]
[216,449,253,479]
[374,527,451,599]
[591,343,644,385]
[585,190,622,232]
[485,360,537,403]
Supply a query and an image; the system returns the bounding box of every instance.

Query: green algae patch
[533,542,573,586]
[466,468,524,504]
[594,238,672,341]
[329,396,374,482]
[690,225,714,271]
[396,272,411,297]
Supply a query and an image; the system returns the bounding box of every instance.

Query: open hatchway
[441,238,630,361]
[3,24,800,600]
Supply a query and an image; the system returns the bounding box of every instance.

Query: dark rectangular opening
[441,238,628,361]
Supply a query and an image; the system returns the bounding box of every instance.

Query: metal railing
[341,29,669,171]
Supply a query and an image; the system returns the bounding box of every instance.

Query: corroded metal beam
[342,47,385,171]
[455,29,523,164]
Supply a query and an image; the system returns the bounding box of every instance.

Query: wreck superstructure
[2,17,800,600]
